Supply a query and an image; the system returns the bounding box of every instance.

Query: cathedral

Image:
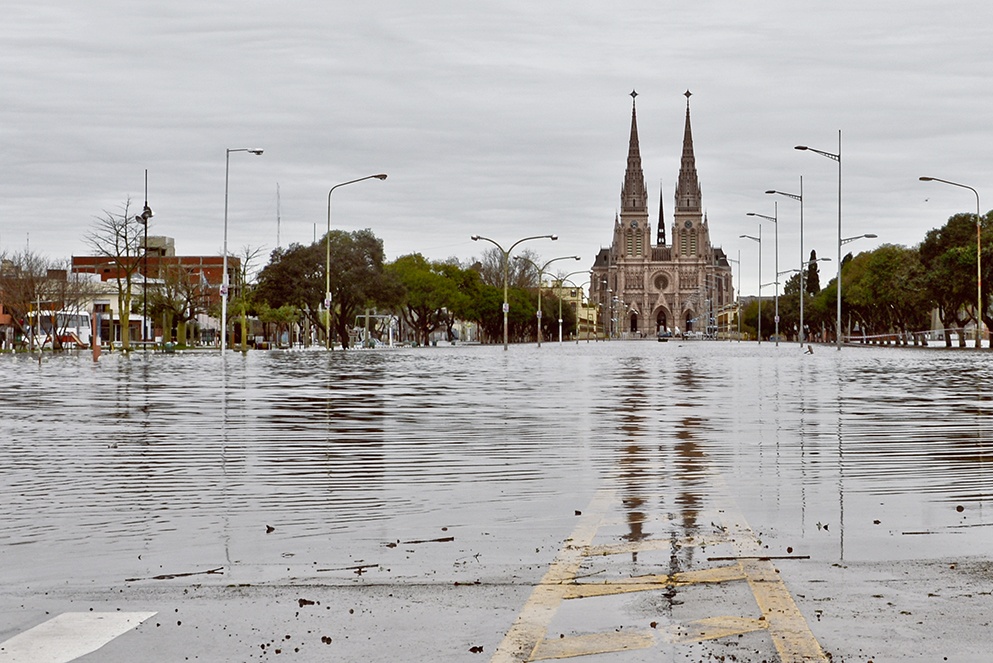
[590,91,734,338]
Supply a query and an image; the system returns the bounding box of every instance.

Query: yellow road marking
[561,565,745,599]
[531,630,656,660]
[668,615,768,643]
[489,489,617,663]
[584,534,720,557]
[721,505,829,662]
[492,479,829,662]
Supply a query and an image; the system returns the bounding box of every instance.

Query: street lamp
[841,234,877,245]
[748,205,779,345]
[740,230,761,343]
[553,270,589,344]
[727,252,740,342]
[920,176,983,348]
[222,148,263,354]
[325,174,388,351]
[136,169,154,349]
[767,179,804,346]
[835,234,877,344]
[513,255,581,347]
[470,234,558,350]
[796,132,842,348]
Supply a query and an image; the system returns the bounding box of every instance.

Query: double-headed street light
[470,234,557,350]
[796,133,842,348]
[767,179,804,346]
[748,204,779,345]
[513,255,581,347]
[222,148,263,354]
[740,230,761,343]
[324,174,388,351]
[920,176,983,348]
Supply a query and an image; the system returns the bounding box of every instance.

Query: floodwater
[2,340,992,659]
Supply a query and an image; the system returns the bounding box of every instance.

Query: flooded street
[2,341,992,662]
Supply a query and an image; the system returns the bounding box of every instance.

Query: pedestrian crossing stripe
[0,611,156,663]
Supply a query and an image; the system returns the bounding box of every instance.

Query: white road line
[0,612,156,663]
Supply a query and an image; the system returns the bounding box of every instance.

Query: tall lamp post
[796,132,842,349]
[920,176,983,348]
[470,234,558,350]
[553,270,589,344]
[727,251,740,341]
[136,169,154,348]
[767,179,803,346]
[837,234,877,343]
[740,229,761,343]
[513,255,581,347]
[325,174,388,351]
[222,148,263,354]
[748,204,779,345]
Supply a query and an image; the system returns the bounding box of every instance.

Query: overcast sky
[2,1,990,293]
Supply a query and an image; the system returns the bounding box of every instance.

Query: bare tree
[86,199,143,350]
[474,247,541,289]
[39,259,100,350]
[234,244,266,350]
[0,250,49,346]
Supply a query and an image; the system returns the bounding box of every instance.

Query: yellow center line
[492,475,829,662]
[489,488,617,663]
[718,490,829,662]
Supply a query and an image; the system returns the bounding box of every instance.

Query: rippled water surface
[2,341,992,588]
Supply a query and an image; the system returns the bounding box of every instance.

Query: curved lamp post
[325,174,388,351]
[222,148,263,354]
[767,179,804,346]
[740,230,761,343]
[470,234,557,350]
[553,270,590,344]
[513,255,581,347]
[920,176,983,348]
[796,133,842,348]
[748,205,779,345]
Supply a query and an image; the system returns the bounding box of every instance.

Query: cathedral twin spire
[675,90,702,213]
[621,90,648,214]
[620,90,702,236]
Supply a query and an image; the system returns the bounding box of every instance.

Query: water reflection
[1,344,992,587]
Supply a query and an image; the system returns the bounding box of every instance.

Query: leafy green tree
[845,245,930,345]
[254,241,325,338]
[387,253,454,345]
[920,213,979,347]
[325,229,395,349]
[805,250,821,295]
[436,260,484,341]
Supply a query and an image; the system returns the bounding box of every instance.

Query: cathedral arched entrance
[629,312,638,335]
[685,311,695,332]
[654,308,670,334]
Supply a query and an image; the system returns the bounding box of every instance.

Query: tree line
[3,203,990,350]
[739,210,993,347]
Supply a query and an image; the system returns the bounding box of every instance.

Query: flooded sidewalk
[1,343,992,661]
